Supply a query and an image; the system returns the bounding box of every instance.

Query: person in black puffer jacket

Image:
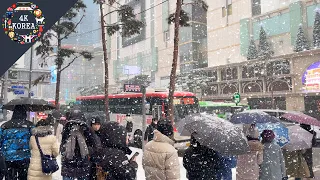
[94,121,138,180]
[60,110,100,180]
[183,133,223,180]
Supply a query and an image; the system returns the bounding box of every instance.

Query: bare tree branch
[60,55,81,72]
[59,14,85,41]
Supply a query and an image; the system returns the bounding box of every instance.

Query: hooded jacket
[236,140,264,180]
[0,110,34,161]
[259,142,286,180]
[94,121,137,180]
[143,130,180,180]
[28,126,59,180]
[60,120,99,178]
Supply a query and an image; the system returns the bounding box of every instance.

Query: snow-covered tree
[175,69,212,92]
[247,38,258,60]
[313,11,320,48]
[258,27,274,60]
[294,25,310,52]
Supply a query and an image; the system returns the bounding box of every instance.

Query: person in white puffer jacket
[28,120,59,180]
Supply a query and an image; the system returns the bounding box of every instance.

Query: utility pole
[28,46,33,98]
[3,71,8,121]
[27,46,33,122]
[141,85,146,151]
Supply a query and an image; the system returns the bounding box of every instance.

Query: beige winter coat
[142,130,180,180]
[236,140,264,180]
[28,126,59,180]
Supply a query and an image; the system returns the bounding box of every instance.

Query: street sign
[14,90,24,95]
[11,85,25,89]
[233,92,241,105]
[123,84,141,93]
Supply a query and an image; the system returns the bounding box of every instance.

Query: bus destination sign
[123,84,141,93]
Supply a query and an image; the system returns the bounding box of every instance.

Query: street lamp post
[141,85,146,151]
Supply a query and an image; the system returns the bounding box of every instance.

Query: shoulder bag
[35,136,59,174]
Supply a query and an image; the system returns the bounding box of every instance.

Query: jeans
[5,160,29,180]
[63,177,89,180]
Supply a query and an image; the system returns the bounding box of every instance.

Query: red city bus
[75,91,199,133]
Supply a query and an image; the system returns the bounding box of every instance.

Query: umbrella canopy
[177,113,250,156]
[283,125,313,151]
[255,122,289,147]
[281,112,320,127]
[230,110,281,124]
[2,97,56,111]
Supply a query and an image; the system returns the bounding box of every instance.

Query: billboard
[50,65,57,83]
[302,61,320,91]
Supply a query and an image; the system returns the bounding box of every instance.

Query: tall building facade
[41,0,104,101]
[103,0,209,90]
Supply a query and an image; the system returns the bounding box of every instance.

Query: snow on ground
[53,147,236,180]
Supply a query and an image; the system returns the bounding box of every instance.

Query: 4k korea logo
[1,2,45,44]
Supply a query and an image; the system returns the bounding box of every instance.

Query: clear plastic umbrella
[283,125,313,151]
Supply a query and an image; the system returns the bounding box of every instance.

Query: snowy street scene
[3,0,320,180]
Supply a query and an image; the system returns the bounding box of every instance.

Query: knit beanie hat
[261,130,275,143]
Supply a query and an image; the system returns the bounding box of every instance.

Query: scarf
[65,125,89,160]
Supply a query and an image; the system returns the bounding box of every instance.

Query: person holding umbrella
[300,123,316,178]
[259,130,287,180]
[183,133,223,180]
[236,126,264,180]
[282,149,310,180]
[0,105,35,180]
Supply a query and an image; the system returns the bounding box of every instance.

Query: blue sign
[30,91,34,96]
[11,85,24,89]
[65,89,68,100]
[14,90,24,95]
[50,66,57,84]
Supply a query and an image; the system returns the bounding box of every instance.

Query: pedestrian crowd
[0,106,317,180]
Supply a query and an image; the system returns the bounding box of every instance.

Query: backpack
[64,125,89,160]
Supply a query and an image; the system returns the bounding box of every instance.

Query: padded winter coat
[143,130,180,180]
[27,126,59,180]
[259,142,286,180]
[183,145,223,180]
[0,116,34,161]
[236,140,264,180]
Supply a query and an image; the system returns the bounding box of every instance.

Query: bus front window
[174,104,199,121]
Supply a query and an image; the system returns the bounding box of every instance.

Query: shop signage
[302,61,320,91]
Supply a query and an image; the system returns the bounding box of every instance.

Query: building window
[222,7,227,17]
[222,0,232,17]
[164,31,170,42]
[252,0,261,16]
[227,4,232,15]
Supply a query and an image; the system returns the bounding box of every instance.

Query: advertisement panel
[50,65,57,83]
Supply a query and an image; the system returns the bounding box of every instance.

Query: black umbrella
[177,113,250,156]
[2,97,56,111]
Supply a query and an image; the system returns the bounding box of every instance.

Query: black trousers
[90,163,97,180]
[5,160,29,180]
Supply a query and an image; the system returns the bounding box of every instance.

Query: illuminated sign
[173,99,181,105]
[123,84,141,93]
[302,61,320,91]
